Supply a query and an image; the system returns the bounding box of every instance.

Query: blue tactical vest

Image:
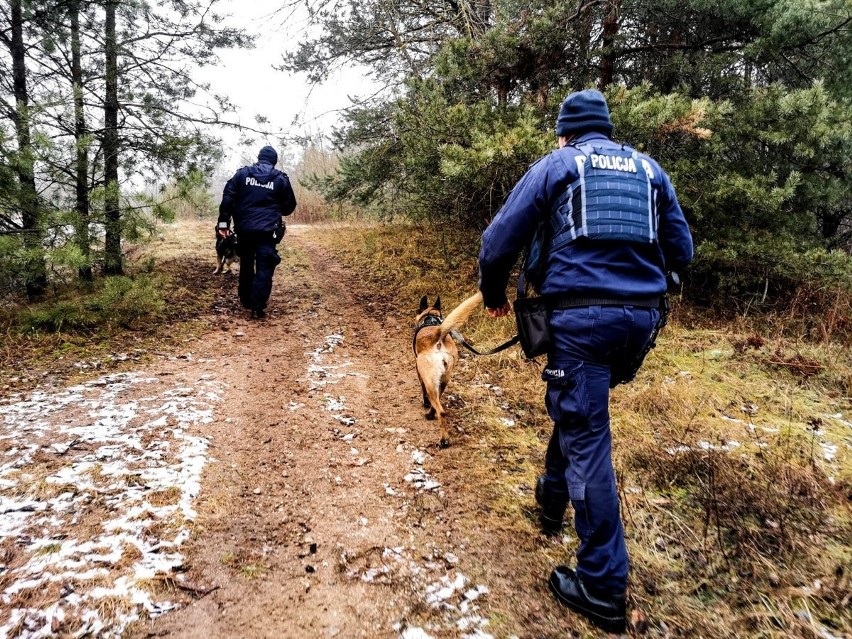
[525,142,658,287]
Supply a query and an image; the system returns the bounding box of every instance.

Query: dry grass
[0,218,228,395]
[287,143,365,223]
[147,487,182,508]
[310,223,852,638]
[217,548,268,580]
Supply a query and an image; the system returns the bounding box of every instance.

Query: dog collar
[412,314,443,354]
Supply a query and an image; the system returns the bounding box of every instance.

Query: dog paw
[425,410,436,421]
[439,438,450,449]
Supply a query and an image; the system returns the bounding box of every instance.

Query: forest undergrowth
[0,219,225,394]
[312,222,852,638]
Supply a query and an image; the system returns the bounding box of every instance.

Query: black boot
[548,566,626,633]
[250,308,266,320]
[536,475,568,536]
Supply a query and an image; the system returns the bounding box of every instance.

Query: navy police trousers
[539,304,658,594]
[237,231,281,312]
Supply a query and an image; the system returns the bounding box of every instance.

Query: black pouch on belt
[513,294,550,359]
[271,221,286,245]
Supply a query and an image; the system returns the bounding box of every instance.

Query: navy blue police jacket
[218,161,297,233]
[479,132,693,309]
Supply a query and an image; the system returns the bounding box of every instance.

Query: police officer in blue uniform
[478,90,693,633]
[218,146,297,319]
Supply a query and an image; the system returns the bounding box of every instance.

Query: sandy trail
[1,224,568,639]
[123,227,498,639]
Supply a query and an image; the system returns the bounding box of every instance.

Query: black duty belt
[547,295,661,309]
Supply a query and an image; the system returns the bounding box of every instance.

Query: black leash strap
[450,330,519,356]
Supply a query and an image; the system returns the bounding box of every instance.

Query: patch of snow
[825,413,852,428]
[0,371,221,638]
[426,573,467,605]
[665,445,692,455]
[697,440,741,452]
[404,468,441,491]
[820,442,838,462]
[464,585,489,601]
[324,395,346,412]
[306,333,345,362]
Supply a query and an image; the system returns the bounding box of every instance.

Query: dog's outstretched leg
[418,361,449,447]
[436,403,449,448]
[426,386,448,446]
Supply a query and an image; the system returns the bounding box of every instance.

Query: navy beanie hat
[555,89,613,137]
[258,145,278,165]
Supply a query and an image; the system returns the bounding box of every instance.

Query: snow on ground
[0,372,222,638]
[303,331,489,638]
[341,544,493,639]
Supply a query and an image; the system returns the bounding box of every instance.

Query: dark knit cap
[555,89,613,137]
[258,145,278,165]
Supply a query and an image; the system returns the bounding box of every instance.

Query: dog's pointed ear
[419,295,428,312]
[434,296,442,311]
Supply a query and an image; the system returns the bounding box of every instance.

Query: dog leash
[450,330,519,356]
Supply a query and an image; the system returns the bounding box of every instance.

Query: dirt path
[5,227,851,639]
[122,227,503,639]
[1,223,575,639]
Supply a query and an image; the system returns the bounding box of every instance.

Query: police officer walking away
[478,90,693,633]
[218,145,297,319]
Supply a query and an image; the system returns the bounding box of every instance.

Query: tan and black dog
[213,233,239,275]
[413,292,483,448]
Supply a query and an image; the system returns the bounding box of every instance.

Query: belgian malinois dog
[413,292,483,448]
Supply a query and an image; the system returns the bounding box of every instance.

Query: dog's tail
[439,291,483,340]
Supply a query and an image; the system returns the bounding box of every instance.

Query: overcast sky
[193,0,378,170]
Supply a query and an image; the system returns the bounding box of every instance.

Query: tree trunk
[70,0,92,280]
[103,0,122,275]
[598,0,621,91]
[659,29,682,93]
[577,3,594,84]
[10,0,47,298]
